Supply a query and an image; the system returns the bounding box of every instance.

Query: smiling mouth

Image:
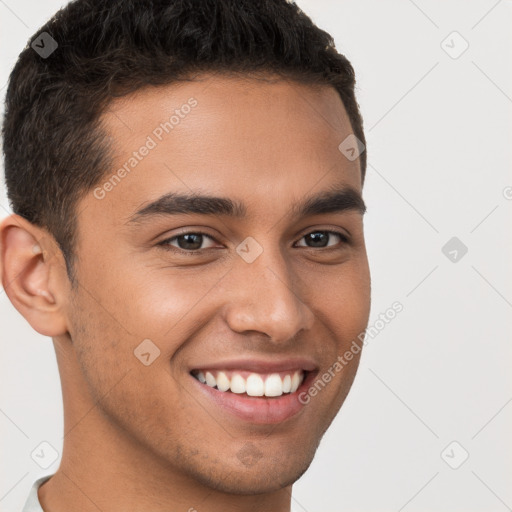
[190,369,307,398]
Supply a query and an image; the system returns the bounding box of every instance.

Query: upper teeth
[193,370,305,397]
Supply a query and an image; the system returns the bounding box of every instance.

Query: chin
[182,450,316,496]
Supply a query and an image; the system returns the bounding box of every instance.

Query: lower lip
[190,371,317,425]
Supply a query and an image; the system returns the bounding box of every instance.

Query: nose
[223,247,315,344]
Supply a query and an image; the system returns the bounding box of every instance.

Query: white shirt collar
[22,474,54,512]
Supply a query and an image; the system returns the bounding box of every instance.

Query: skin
[0,74,371,512]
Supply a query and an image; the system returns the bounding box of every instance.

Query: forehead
[104,73,352,136]
[89,74,362,224]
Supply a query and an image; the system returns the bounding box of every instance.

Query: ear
[0,214,70,337]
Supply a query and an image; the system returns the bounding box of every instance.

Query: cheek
[74,250,223,351]
[315,261,371,344]
[69,295,133,388]
[100,260,229,339]
[68,291,189,429]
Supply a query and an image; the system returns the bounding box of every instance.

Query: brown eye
[159,232,218,252]
[295,231,349,248]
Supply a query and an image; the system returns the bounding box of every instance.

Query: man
[0,0,371,510]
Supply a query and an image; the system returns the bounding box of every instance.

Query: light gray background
[1,1,511,511]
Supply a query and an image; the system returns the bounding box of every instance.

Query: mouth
[189,366,319,425]
[191,368,307,397]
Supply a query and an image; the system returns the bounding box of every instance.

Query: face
[64,74,371,493]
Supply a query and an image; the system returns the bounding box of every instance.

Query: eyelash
[157,229,350,254]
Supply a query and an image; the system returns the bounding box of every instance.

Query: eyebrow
[126,185,366,224]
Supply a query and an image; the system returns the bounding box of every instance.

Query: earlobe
[0,214,69,337]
